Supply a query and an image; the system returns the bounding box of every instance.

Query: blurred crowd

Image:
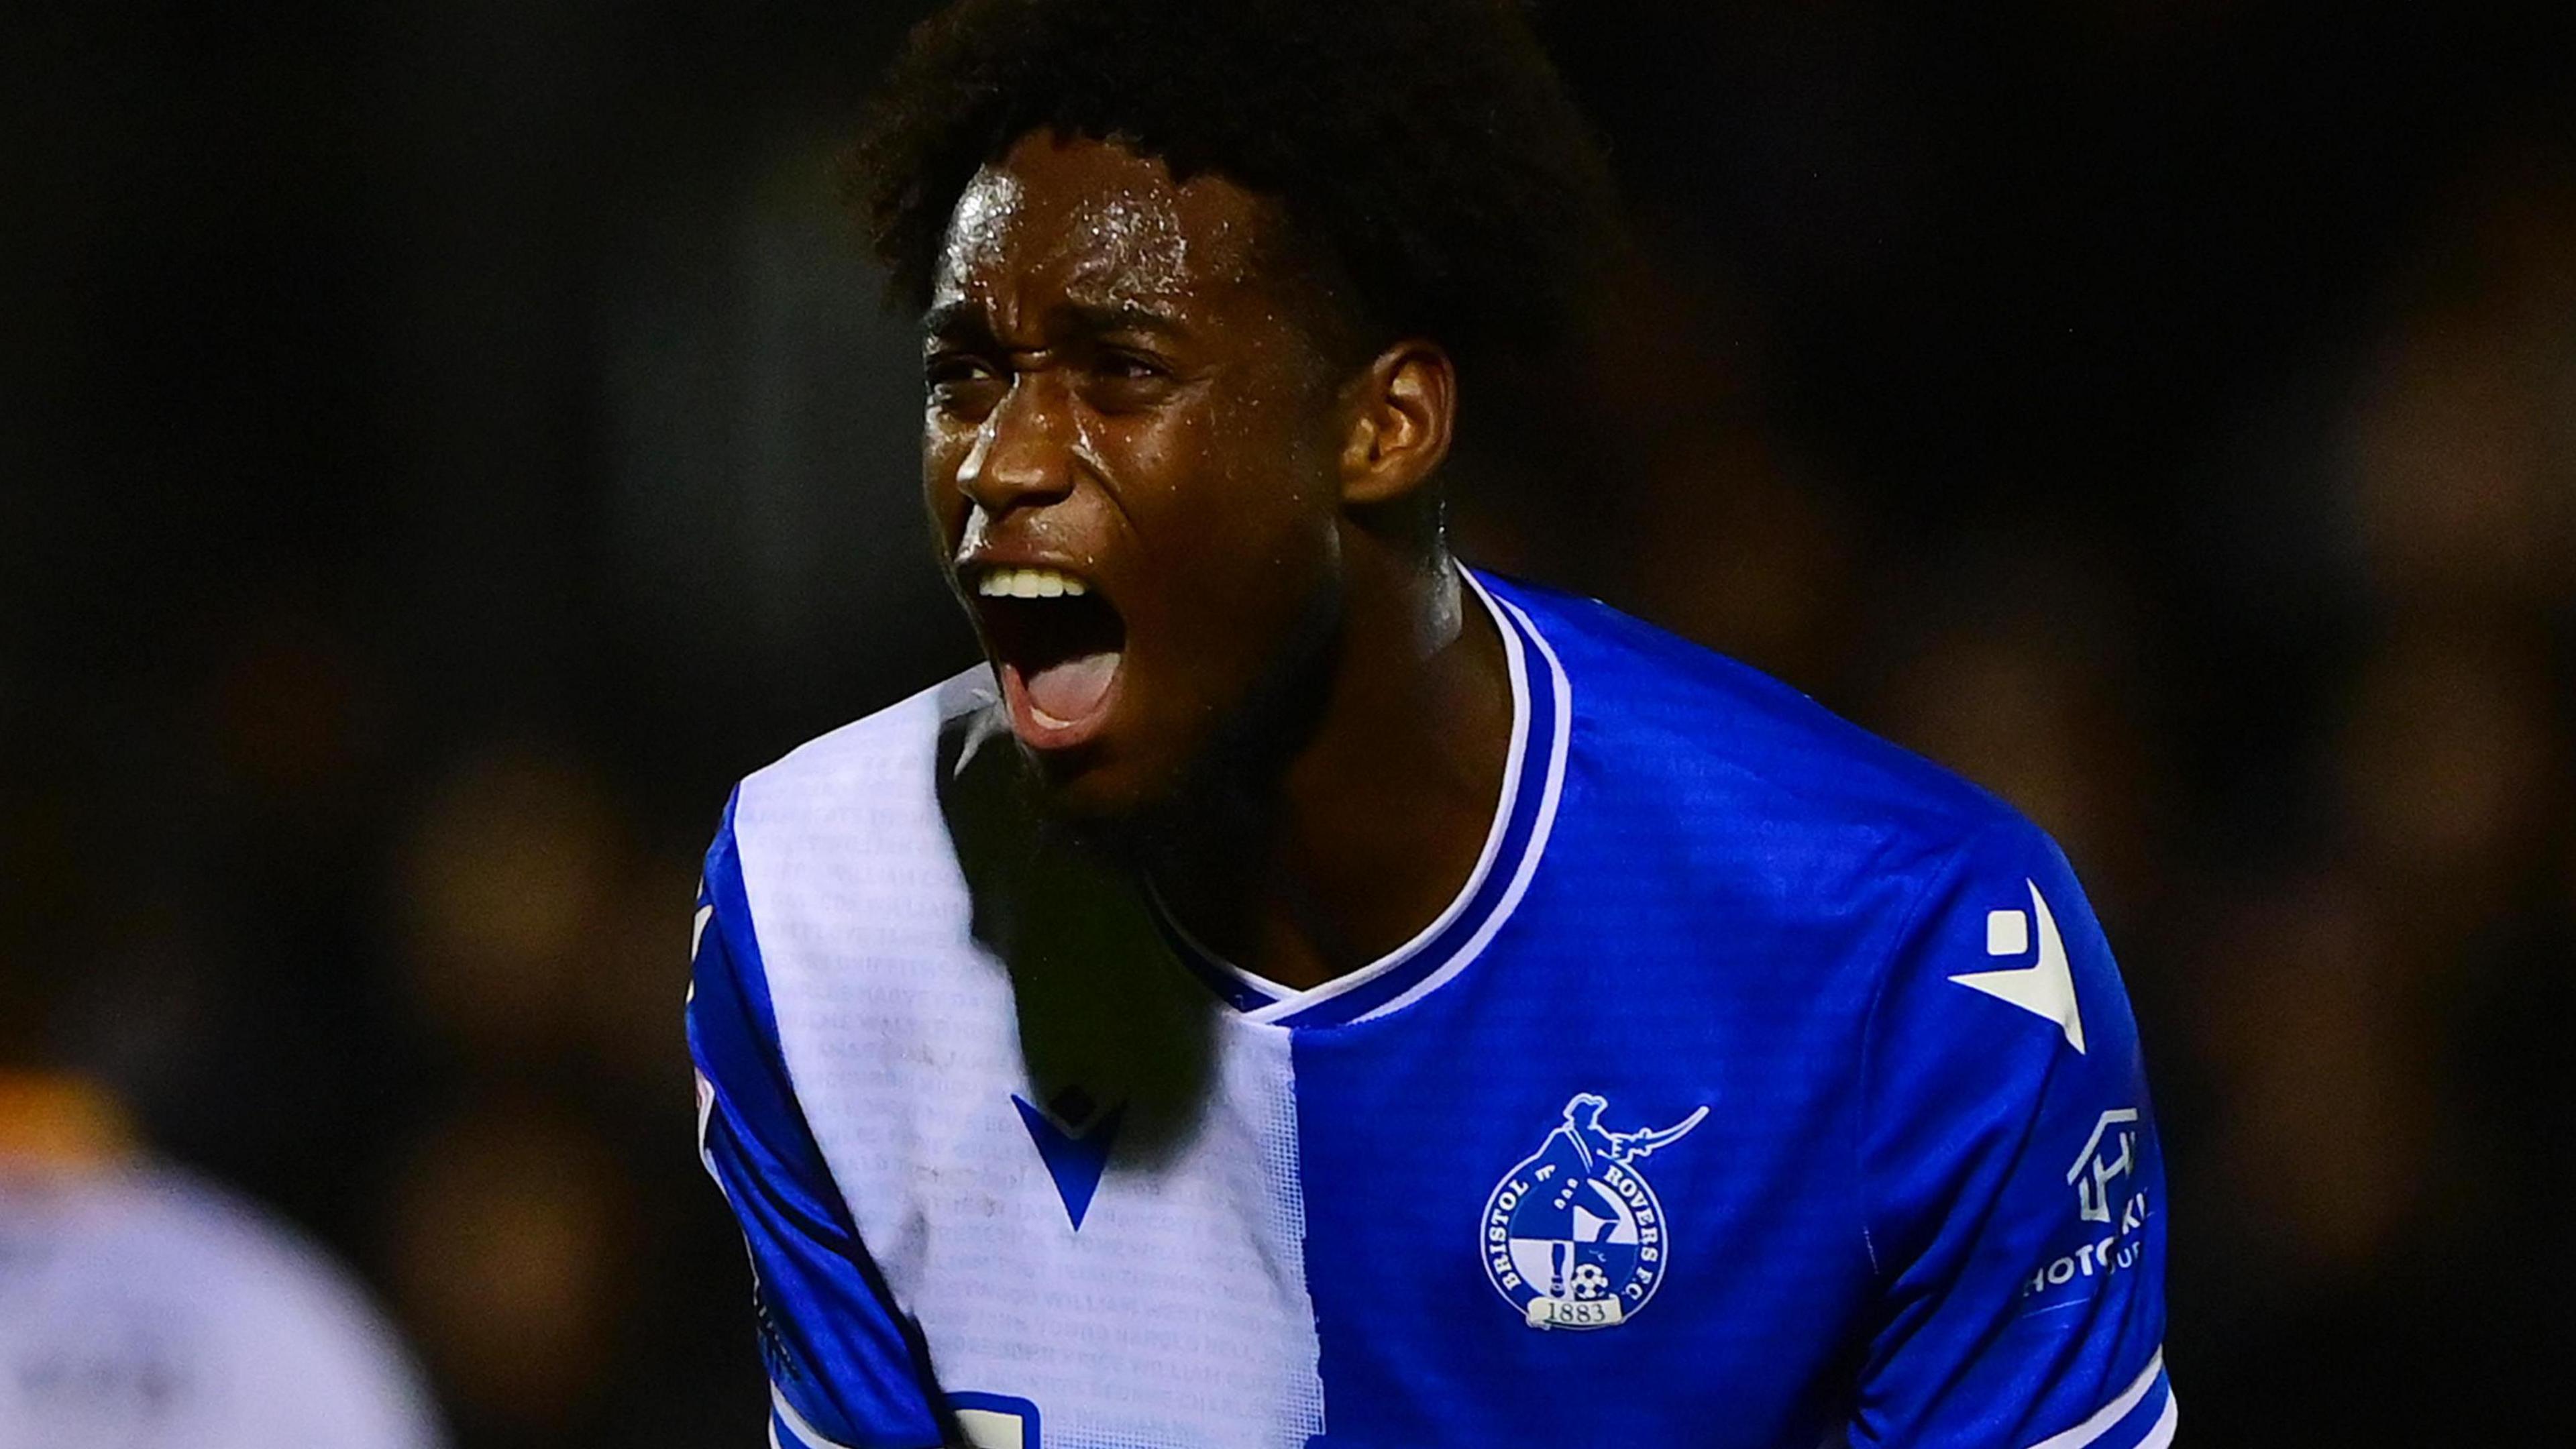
[5,2,2571,1445]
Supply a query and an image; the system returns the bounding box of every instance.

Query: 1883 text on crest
[1481,1093,1708,1330]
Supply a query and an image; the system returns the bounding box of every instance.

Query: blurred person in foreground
[686,3,2171,1446]
[0,1073,443,1448]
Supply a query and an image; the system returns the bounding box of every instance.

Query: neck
[1146,542,1514,991]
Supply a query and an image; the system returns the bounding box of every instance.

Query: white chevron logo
[1948,879,2085,1054]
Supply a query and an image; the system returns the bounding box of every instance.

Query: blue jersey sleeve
[1849,818,2173,1449]
[687,794,947,1449]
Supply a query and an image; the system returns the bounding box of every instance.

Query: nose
[955,368,1076,517]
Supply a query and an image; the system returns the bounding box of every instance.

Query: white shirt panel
[735,672,1326,1449]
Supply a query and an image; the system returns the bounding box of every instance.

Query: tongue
[1025,650,1120,723]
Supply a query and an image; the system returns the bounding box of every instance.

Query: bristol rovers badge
[1481,1093,1708,1330]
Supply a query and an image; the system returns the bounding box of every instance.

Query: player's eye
[1082,348,1177,411]
[924,352,997,386]
[924,353,1005,417]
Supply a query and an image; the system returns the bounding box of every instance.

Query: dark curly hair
[843,0,1621,374]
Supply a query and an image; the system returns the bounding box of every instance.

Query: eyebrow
[1061,301,1188,339]
[921,300,990,343]
[921,299,1189,345]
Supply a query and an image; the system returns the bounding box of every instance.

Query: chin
[1015,735,1216,857]
[1018,743,1156,826]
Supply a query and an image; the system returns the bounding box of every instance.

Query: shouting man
[687,3,2173,1446]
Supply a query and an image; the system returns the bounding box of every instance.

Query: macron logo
[1947,879,2086,1054]
[1012,1087,1124,1231]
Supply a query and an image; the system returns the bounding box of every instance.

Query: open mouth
[970,566,1128,749]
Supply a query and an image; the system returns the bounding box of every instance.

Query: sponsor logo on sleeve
[2022,1107,2153,1304]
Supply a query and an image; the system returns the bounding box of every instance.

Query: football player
[689,3,2173,1446]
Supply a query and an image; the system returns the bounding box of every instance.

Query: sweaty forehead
[932,131,1270,316]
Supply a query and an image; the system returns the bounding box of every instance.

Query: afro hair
[843,0,1622,374]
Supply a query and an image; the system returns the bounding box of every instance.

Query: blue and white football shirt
[688,570,2172,1449]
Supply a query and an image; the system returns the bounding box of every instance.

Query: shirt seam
[1851,814,2019,1283]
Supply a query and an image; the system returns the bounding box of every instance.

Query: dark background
[7,1,2573,1442]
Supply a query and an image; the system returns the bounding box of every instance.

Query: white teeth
[973,566,1089,599]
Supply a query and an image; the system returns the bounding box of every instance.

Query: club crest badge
[1481,1093,1708,1330]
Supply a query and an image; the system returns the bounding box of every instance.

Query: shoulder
[40,1165,377,1320]
[1,1166,441,1446]
[718,667,1006,901]
[703,665,1016,1027]
[733,666,998,843]
[1485,571,2029,898]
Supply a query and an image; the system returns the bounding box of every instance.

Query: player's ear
[1336,339,1455,509]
